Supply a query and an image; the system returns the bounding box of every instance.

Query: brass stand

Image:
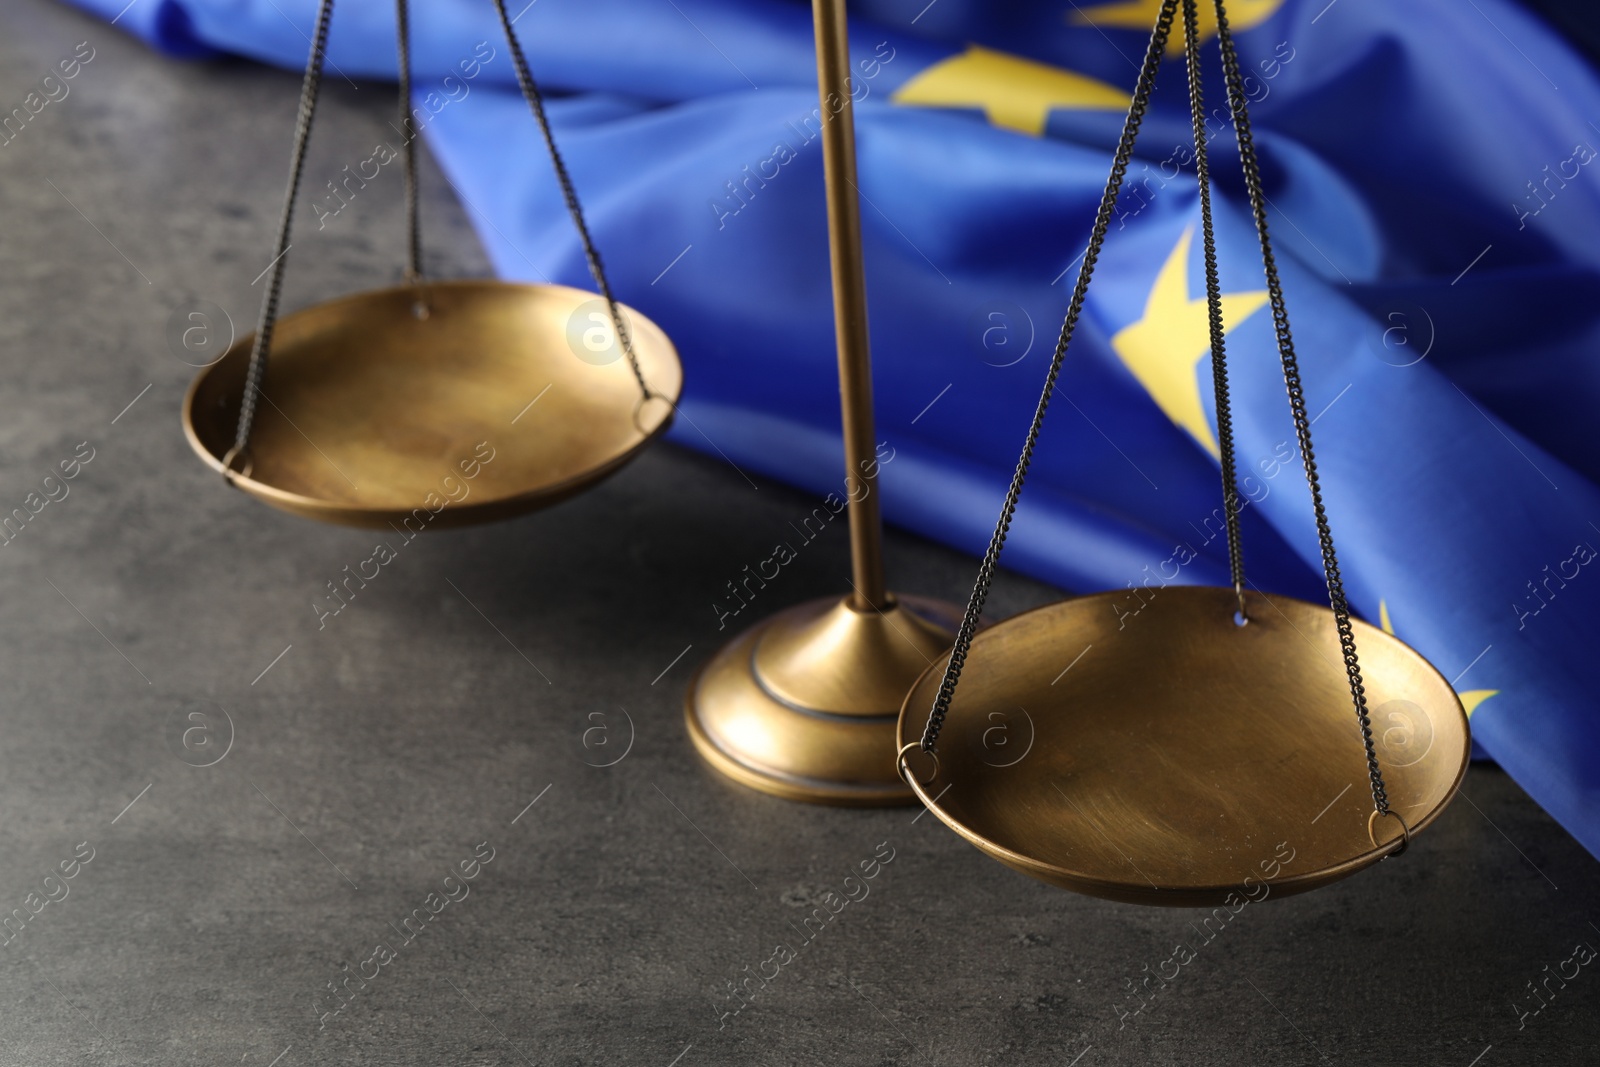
[684,0,962,805]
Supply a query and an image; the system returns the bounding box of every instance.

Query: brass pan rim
[896,765,1413,902]
[895,585,1470,906]
[181,279,683,528]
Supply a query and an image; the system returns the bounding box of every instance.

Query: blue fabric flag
[62,0,1600,860]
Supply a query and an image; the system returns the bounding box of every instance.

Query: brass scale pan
[184,0,681,527]
[893,0,1469,906]
[184,281,680,527]
[897,587,1469,906]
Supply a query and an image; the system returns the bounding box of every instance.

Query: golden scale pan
[892,0,1469,906]
[182,0,680,524]
[897,587,1469,906]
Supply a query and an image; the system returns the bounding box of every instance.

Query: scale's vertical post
[681,0,966,806]
[814,0,886,612]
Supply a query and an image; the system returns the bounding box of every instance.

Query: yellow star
[1378,599,1499,718]
[1109,226,1267,457]
[891,45,1126,136]
[1071,0,1285,57]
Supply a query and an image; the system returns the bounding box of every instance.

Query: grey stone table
[1,1,1597,1064]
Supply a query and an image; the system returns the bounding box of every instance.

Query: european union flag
[68,0,1600,859]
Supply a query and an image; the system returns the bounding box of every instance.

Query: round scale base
[686,594,963,806]
[897,586,1470,906]
[183,281,683,527]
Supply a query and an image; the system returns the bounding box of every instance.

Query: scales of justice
[182,0,1470,906]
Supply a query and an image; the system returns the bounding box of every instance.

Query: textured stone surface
[0,2,1596,1064]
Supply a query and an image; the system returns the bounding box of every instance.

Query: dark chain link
[488,0,653,400]
[1181,0,1247,621]
[919,0,1180,752]
[396,0,422,286]
[1210,0,1390,816]
[228,0,335,472]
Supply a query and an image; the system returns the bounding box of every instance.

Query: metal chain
[1181,0,1247,621]
[229,0,650,471]
[920,0,1395,824]
[396,0,422,286]
[1210,0,1391,817]
[919,0,1181,752]
[228,0,336,474]
[488,0,653,400]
